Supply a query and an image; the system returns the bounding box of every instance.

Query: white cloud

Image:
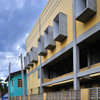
[0,33,28,79]
[14,33,28,56]
[0,0,48,80]
[30,0,48,8]
[16,0,25,9]
[0,51,21,79]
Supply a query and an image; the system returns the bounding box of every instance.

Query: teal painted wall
[10,71,27,97]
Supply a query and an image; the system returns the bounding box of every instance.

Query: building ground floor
[11,87,100,100]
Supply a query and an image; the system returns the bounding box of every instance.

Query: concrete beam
[27,65,40,76]
[42,74,73,87]
[77,22,100,44]
[41,41,73,68]
[78,67,100,78]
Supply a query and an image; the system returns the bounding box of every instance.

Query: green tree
[0,79,3,97]
[0,79,8,96]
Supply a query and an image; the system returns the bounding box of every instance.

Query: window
[18,79,22,87]
[38,87,40,94]
[12,80,13,86]
[38,69,40,79]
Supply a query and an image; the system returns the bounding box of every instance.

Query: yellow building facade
[25,0,100,96]
[26,0,73,95]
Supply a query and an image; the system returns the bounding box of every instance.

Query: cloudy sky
[0,0,48,80]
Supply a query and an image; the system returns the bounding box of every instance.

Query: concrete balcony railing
[80,62,100,72]
[43,72,73,83]
[43,62,100,84]
[75,0,97,23]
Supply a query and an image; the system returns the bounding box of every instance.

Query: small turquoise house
[6,70,27,97]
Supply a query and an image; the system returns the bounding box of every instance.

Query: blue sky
[0,0,48,80]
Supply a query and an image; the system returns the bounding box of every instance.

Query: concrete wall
[76,0,100,37]
[27,69,40,95]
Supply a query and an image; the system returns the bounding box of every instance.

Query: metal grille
[11,97,14,100]
[46,90,80,100]
[89,88,100,100]
[16,96,20,100]
[30,94,43,100]
[21,96,28,100]
[10,88,100,100]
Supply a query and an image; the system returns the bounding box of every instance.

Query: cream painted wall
[76,0,100,37]
[26,0,73,95]
[26,0,100,95]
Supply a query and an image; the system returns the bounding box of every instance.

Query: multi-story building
[24,0,100,96]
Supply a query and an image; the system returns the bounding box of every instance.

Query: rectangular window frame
[18,79,22,88]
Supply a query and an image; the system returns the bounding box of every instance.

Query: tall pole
[20,53,25,100]
[8,62,11,100]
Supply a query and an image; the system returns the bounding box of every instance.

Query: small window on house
[12,80,13,86]
[18,79,22,87]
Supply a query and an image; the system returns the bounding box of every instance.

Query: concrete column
[39,18,44,96]
[73,45,80,90]
[40,66,44,94]
[87,49,91,69]
[73,0,80,90]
